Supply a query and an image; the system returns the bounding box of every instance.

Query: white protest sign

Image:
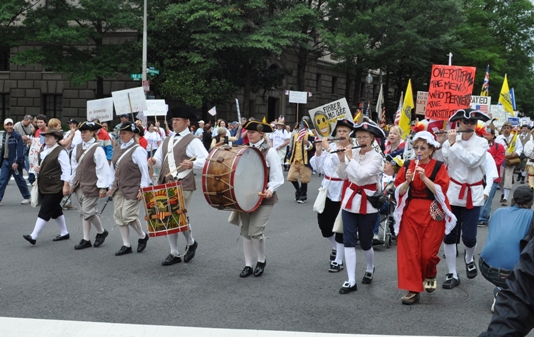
[111,87,148,115]
[289,91,308,104]
[28,137,41,174]
[416,91,428,115]
[144,99,168,116]
[308,98,351,138]
[470,96,491,114]
[87,97,114,122]
[491,104,506,129]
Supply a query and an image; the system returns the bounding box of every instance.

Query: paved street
[0,171,532,337]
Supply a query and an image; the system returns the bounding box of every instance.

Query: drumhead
[232,148,266,212]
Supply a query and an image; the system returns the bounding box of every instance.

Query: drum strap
[115,145,139,169]
[167,136,194,180]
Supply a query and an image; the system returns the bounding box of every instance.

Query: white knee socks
[344,247,357,286]
[444,243,458,278]
[335,242,345,265]
[82,220,92,241]
[252,238,266,263]
[504,188,510,201]
[363,248,375,273]
[183,229,194,245]
[54,215,68,236]
[90,215,104,234]
[119,226,131,247]
[465,244,477,264]
[30,217,48,239]
[130,219,145,238]
[327,235,336,249]
[243,237,254,267]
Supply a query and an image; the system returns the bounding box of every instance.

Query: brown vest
[73,143,100,197]
[38,146,65,194]
[257,142,278,206]
[158,134,196,191]
[111,143,141,200]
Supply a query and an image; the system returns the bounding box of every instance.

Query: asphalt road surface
[0,171,532,337]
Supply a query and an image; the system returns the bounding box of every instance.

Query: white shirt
[310,143,343,202]
[523,139,534,163]
[39,145,71,182]
[69,138,110,188]
[250,139,284,194]
[484,154,498,197]
[269,129,290,149]
[152,128,208,171]
[107,139,152,189]
[337,149,382,213]
[64,130,82,154]
[441,134,488,207]
[496,133,523,156]
[145,131,162,152]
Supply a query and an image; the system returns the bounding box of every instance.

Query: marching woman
[23,128,71,245]
[310,119,354,272]
[69,121,110,250]
[393,131,456,304]
[107,122,151,256]
[336,118,384,294]
[236,121,284,277]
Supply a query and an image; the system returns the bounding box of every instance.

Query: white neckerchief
[82,138,96,150]
[250,139,265,148]
[120,139,135,149]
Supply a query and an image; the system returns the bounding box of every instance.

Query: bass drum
[202,146,267,212]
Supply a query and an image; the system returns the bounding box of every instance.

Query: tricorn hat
[78,121,102,131]
[353,117,385,138]
[118,121,140,134]
[43,128,63,139]
[168,106,198,120]
[330,118,355,138]
[449,108,491,122]
[243,120,274,133]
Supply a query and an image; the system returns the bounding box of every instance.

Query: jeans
[479,182,498,223]
[24,152,35,184]
[479,257,510,289]
[0,161,31,201]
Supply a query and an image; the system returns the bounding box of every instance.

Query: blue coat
[0,130,24,167]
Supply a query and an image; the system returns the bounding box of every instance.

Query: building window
[43,94,63,119]
[331,76,337,94]
[0,48,9,71]
[316,73,321,92]
[0,94,10,122]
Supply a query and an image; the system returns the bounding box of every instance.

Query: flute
[329,144,366,154]
[313,137,346,143]
[434,130,474,135]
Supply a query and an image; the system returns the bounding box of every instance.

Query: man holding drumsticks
[148,107,208,267]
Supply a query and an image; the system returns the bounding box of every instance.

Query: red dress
[394,159,451,293]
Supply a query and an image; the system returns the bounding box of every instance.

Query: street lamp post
[365,70,373,117]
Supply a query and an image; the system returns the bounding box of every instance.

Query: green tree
[12,0,142,98]
[0,0,40,51]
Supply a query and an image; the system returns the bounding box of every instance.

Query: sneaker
[491,287,500,313]
[294,190,301,201]
[373,234,380,242]
[297,194,307,204]
[442,273,460,289]
[21,199,30,205]
[478,221,488,227]
[329,261,344,273]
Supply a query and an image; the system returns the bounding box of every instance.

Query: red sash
[341,181,376,213]
[450,178,483,209]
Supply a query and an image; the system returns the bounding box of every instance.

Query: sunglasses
[461,119,477,125]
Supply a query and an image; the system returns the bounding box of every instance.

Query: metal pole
[142,0,148,83]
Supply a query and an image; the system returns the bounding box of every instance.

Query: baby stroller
[378,181,397,248]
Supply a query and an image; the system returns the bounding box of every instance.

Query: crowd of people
[2,107,534,335]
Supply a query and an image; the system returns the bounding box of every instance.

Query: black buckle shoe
[53,233,70,241]
[442,273,461,289]
[115,245,132,256]
[162,254,182,266]
[183,240,198,263]
[254,260,266,277]
[339,281,357,294]
[137,232,149,253]
[75,239,92,250]
[94,229,109,247]
[362,267,375,284]
[240,266,253,278]
[23,234,36,245]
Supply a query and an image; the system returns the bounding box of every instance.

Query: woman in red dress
[394,131,456,305]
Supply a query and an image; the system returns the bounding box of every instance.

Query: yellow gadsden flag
[499,74,514,116]
[399,79,414,140]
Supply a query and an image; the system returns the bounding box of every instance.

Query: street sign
[130,74,142,81]
[147,69,159,75]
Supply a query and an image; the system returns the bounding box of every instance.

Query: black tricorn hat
[118,121,140,134]
[78,121,102,131]
[353,117,385,138]
[330,118,355,138]
[449,108,491,122]
[168,106,198,120]
[243,120,274,133]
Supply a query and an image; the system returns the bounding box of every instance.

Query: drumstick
[258,192,267,197]
[165,155,198,177]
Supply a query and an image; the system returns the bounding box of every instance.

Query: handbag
[367,189,387,210]
[506,157,521,166]
[332,208,343,233]
[30,179,41,207]
[313,177,331,214]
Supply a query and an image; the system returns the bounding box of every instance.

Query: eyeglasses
[461,119,477,125]
[413,146,428,151]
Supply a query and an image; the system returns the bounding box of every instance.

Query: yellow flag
[506,131,519,155]
[499,74,514,116]
[262,116,267,123]
[399,79,414,140]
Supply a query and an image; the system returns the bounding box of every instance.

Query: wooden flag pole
[128,93,135,121]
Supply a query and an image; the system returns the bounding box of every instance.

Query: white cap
[3,118,13,125]
[412,131,440,148]
[199,120,205,124]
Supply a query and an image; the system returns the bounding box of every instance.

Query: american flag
[394,92,403,126]
[379,107,387,129]
[480,64,489,96]
[475,104,489,113]
[297,128,307,141]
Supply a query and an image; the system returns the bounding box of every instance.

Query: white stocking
[444,243,458,278]
[82,220,91,241]
[327,235,336,249]
[252,237,266,263]
[465,244,477,264]
[54,215,68,236]
[129,219,145,238]
[119,226,131,247]
[167,233,179,255]
[183,229,194,245]
[344,247,357,286]
[335,242,345,265]
[90,215,104,233]
[504,188,511,201]
[243,237,254,267]
[362,248,375,273]
[30,217,48,239]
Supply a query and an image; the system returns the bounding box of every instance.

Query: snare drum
[202,146,267,212]
[141,181,188,237]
